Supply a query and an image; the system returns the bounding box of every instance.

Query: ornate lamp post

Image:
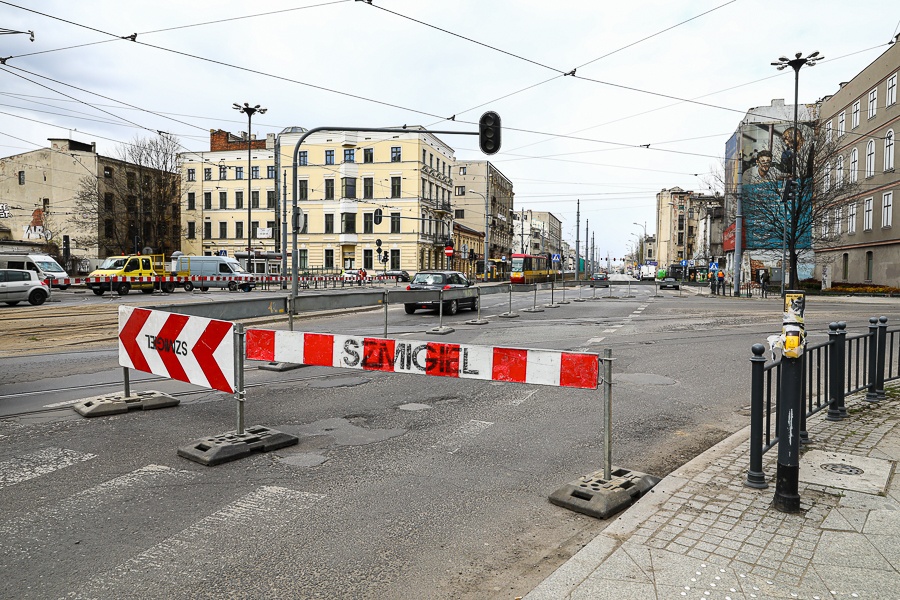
[232,102,267,270]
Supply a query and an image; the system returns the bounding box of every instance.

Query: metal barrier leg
[383,290,389,338]
[602,348,613,481]
[429,289,454,334]
[123,367,131,398]
[499,283,519,318]
[466,288,489,325]
[746,344,768,488]
[523,283,544,313]
[234,323,246,435]
[773,352,802,512]
[545,280,559,308]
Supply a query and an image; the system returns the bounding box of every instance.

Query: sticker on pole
[118,306,235,393]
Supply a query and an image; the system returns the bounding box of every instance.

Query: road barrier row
[50,274,406,287]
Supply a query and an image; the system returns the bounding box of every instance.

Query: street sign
[681,259,687,266]
[118,306,234,393]
[552,253,561,262]
[444,246,454,258]
[688,260,695,267]
[710,262,719,270]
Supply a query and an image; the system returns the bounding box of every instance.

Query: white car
[0,268,50,306]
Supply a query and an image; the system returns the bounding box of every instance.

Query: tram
[510,253,554,284]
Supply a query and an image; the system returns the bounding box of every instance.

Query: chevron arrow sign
[118,306,235,393]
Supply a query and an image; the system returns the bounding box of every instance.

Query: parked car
[590,272,609,287]
[0,268,49,306]
[342,269,362,281]
[659,277,680,290]
[404,270,477,315]
[384,269,410,282]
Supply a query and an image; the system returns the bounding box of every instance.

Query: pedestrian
[717,269,725,295]
[358,268,366,286]
[760,270,769,298]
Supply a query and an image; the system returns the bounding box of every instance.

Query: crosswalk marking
[437,419,493,454]
[69,486,325,599]
[0,447,95,489]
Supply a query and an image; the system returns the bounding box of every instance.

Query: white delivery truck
[0,253,70,289]
[171,255,255,292]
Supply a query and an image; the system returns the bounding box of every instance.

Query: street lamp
[468,189,489,282]
[633,221,646,264]
[771,52,821,294]
[233,102,267,271]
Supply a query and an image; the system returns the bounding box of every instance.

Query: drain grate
[820,463,864,475]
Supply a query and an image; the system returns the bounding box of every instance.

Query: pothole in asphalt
[616,373,677,385]
[398,403,432,411]
[306,376,369,389]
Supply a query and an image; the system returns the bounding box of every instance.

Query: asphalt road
[1,285,896,599]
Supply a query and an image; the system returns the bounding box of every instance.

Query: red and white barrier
[118,306,235,393]
[54,274,391,287]
[245,330,599,389]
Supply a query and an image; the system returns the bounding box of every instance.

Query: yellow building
[179,130,279,273]
[277,127,456,274]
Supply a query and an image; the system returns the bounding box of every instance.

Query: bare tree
[73,133,183,257]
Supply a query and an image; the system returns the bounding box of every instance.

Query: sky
[2,0,899,260]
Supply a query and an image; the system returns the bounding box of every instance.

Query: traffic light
[479,111,501,155]
[782,178,797,204]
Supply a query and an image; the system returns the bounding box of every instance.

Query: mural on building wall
[23,209,52,240]
[739,120,814,250]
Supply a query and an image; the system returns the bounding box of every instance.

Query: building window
[187,192,196,210]
[422,149,427,164]
[203,192,212,210]
[391,176,401,198]
[868,88,877,119]
[187,168,195,182]
[325,150,335,165]
[325,179,335,200]
[104,166,113,178]
[219,191,227,209]
[324,214,334,234]
[343,148,355,163]
[885,130,895,171]
[219,165,227,180]
[866,251,874,281]
[835,206,842,235]
[298,180,308,200]
[888,73,897,106]
[324,249,334,269]
[363,249,373,270]
[390,249,400,270]
[455,209,465,219]
[455,186,465,196]
[390,147,401,162]
[864,197,873,231]
[300,216,308,234]
[267,165,276,179]
[363,148,373,163]
[836,156,844,185]
[390,212,400,233]
[363,177,373,199]
[848,202,857,234]
[203,221,212,239]
[824,164,831,191]
[825,121,832,143]
[298,151,308,166]
[842,253,849,280]
[459,166,466,175]
[204,168,212,181]
[341,213,356,234]
[235,166,243,180]
[236,222,243,239]
[251,166,259,179]
[866,139,875,178]
[838,111,845,137]
[251,191,259,209]
[850,148,858,183]
[219,222,227,239]
[852,100,860,129]
[342,177,357,199]
[187,221,196,239]
[883,192,893,228]
[363,213,374,234]
[235,190,244,209]
[251,221,259,237]
[267,190,275,209]
[298,249,308,268]
[821,212,830,237]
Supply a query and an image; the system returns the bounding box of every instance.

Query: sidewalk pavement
[526,387,900,600]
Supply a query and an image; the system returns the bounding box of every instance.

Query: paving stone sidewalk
[526,389,900,600]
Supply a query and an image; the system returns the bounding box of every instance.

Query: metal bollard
[876,316,888,399]
[826,323,844,421]
[745,343,768,488]
[866,317,880,402]
[773,290,805,513]
[837,322,848,417]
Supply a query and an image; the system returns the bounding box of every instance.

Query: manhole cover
[821,463,864,475]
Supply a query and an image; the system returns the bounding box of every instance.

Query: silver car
[0,268,50,306]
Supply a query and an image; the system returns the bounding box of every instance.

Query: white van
[172,255,255,292]
[0,253,69,289]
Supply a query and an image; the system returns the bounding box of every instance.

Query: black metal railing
[746,317,896,488]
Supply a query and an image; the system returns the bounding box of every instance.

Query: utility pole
[590,232,595,275]
[520,208,525,254]
[585,219,589,276]
[575,200,580,280]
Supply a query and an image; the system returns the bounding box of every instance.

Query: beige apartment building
[656,188,723,274]
[816,37,900,286]
[277,127,456,274]
[180,130,278,272]
[512,209,562,257]
[452,161,514,271]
